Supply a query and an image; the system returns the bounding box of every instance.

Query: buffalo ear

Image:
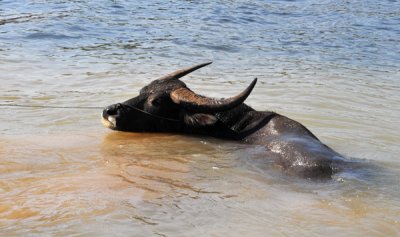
[184,113,217,127]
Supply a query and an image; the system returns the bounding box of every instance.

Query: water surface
[1,0,399,236]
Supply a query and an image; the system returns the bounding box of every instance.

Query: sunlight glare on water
[0,0,399,236]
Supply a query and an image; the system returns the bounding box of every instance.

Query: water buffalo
[102,62,346,178]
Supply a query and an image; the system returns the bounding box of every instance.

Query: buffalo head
[102,62,257,134]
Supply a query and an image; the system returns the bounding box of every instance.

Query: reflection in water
[0,132,399,236]
[100,132,222,198]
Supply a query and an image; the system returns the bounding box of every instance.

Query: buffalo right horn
[158,62,212,81]
[170,78,257,113]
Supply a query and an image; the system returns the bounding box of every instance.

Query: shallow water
[1,0,400,236]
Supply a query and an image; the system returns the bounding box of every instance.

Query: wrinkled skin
[102,63,346,179]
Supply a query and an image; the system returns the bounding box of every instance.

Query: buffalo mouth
[101,114,117,129]
[102,105,119,130]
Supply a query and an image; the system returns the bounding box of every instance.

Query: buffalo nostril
[103,106,119,118]
[106,108,118,116]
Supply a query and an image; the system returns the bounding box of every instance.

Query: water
[1,0,399,236]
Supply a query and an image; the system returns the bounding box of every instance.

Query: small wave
[25,32,80,40]
[0,14,45,26]
[194,43,240,53]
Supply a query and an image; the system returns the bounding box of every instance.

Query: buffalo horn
[158,62,212,81]
[170,78,257,113]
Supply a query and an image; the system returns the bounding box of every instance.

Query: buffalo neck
[185,104,277,140]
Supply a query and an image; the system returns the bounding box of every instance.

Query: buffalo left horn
[170,78,257,113]
[158,62,212,81]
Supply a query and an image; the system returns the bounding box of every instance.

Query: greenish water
[0,1,399,236]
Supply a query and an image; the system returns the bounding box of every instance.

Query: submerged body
[214,104,345,178]
[102,63,346,179]
[249,118,344,178]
